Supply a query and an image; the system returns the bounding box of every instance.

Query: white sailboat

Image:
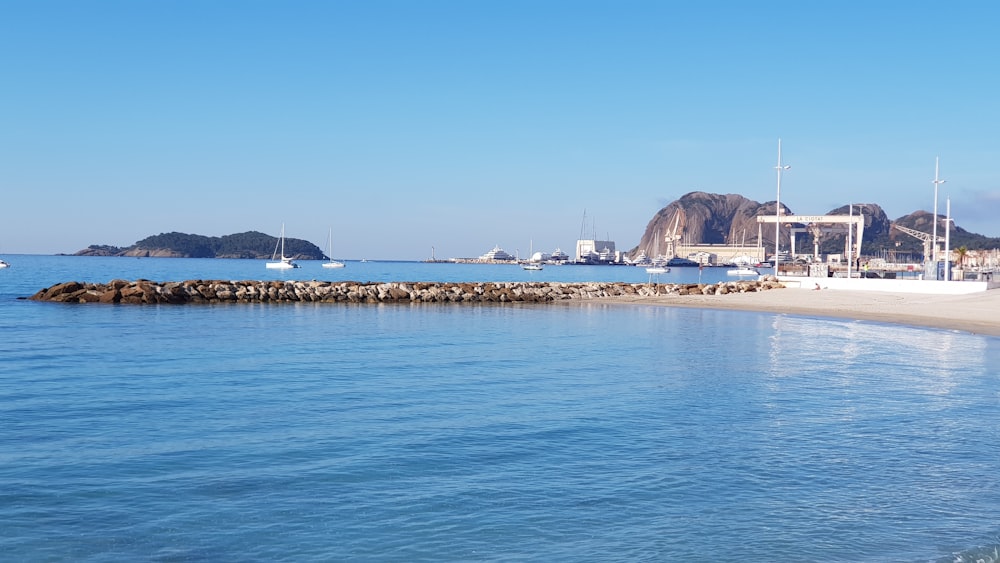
[522,239,543,270]
[265,224,300,269]
[726,229,757,276]
[645,230,669,274]
[322,228,345,269]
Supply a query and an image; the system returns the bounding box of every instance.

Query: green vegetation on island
[74,231,326,260]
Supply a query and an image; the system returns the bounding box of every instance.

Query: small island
[72,231,326,260]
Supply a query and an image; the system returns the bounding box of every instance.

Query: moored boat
[322,228,345,269]
[266,224,300,269]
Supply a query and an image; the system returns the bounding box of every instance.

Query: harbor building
[575,239,622,264]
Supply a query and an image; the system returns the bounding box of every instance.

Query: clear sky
[2,1,998,259]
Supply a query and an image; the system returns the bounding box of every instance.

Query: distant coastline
[62,190,1000,265]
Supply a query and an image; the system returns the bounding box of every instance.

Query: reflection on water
[766,314,990,398]
[939,542,1000,563]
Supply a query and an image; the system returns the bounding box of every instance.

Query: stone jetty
[28,279,784,305]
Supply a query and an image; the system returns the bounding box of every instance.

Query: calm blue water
[1,255,999,562]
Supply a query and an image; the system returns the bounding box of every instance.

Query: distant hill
[633,192,1000,259]
[74,231,326,260]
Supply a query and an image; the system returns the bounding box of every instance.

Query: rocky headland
[634,191,1000,259]
[29,279,784,305]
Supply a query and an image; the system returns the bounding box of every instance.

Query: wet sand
[611,287,1000,336]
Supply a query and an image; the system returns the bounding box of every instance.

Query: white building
[575,239,617,263]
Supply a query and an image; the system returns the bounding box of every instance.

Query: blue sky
[2,1,999,259]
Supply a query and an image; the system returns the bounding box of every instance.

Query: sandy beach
[613,287,1000,337]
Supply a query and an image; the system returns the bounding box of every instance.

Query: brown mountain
[634,192,789,257]
[632,192,1000,259]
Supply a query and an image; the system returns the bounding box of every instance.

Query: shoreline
[599,288,1000,337]
[26,277,999,337]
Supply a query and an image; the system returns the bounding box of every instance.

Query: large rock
[635,192,787,258]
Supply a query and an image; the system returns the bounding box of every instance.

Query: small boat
[321,228,345,269]
[0,259,9,269]
[727,231,758,276]
[643,230,669,273]
[521,239,544,270]
[265,224,300,269]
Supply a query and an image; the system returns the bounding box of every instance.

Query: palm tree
[954,246,969,269]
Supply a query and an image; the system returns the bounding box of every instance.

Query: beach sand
[611,287,1000,337]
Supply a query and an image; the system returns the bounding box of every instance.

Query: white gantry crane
[892,224,936,262]
[663,214,681,258]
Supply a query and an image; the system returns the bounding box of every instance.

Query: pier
[28,279,784,305]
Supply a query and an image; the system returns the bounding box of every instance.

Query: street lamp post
[847,203,853,279]
[774,139,791,277]
[932,157,946,267]
[945,197,952,281]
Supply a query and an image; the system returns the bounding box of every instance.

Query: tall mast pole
[931,157,945,267]
[774,139,791,276]
[848,204,853,279]
[945,197,952,281]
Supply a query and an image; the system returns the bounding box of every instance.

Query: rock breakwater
[28,279,784,305]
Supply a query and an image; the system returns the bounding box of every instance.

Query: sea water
[1,255,999,561]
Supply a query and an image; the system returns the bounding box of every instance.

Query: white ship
[479,245,515,261]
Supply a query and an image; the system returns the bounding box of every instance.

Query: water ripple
[2,261,1000,560]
